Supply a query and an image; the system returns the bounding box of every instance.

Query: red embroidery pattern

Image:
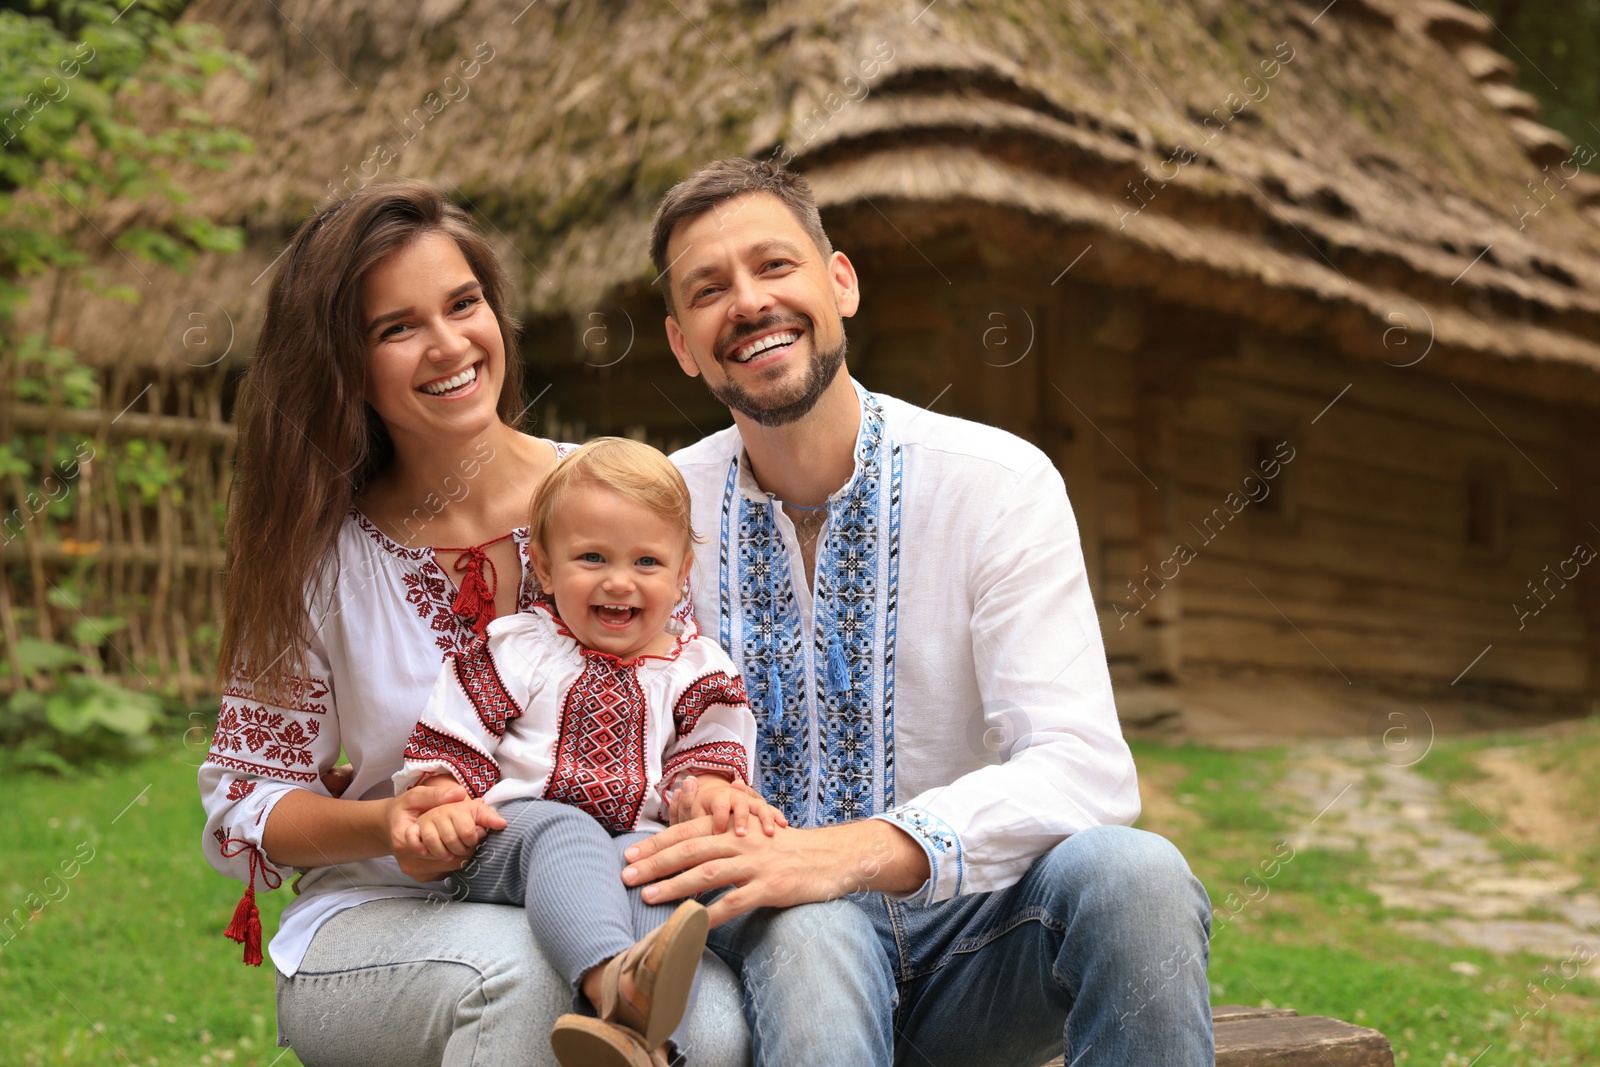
[671,672,749,737]
[452,637,521,738]
[403,569,469,655]
[222,675,331,715]
[546,656,650,833]
[514,531,539,612]
[206,754,317,783]
[207,700,323,781]
[403,722,501,798]
[663,741,749,785]
[226,780,257,801]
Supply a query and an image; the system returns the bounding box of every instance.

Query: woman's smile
[418,360,482,398]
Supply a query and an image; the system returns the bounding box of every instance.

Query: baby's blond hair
[529,437,699,554]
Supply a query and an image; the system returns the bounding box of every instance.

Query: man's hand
[670,774,789,836]
[620,817,930,925]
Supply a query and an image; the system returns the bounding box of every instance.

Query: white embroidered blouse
[393,600,755,833]
[197,499,556,976]
[672,382,1141,906]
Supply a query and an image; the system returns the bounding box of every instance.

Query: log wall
[522,242,1598,707]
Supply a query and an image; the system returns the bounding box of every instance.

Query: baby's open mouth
[594,605,639,629]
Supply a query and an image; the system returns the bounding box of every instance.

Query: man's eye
[761,259,792,272]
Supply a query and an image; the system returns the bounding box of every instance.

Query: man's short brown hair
[648,158,834,311]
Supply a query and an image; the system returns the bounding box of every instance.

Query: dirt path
[1282,739,1600,959]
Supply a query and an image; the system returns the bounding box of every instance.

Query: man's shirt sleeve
[873,453,1140,904]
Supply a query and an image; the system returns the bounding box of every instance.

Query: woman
[198,180,754,1066]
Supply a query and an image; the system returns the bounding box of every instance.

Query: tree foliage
[0,0,253,770]
[1479,0,1600,150]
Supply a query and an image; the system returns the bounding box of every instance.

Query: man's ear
[665,315,702,378]
[829,250,861,320]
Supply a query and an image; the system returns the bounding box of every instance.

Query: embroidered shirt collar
[730,378,876,506]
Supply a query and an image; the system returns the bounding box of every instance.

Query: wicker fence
[1,364,234,701]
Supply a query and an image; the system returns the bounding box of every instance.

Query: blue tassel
[827,638,849,696]
[766,665,783,732]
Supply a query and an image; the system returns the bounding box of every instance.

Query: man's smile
[726,329,800,364]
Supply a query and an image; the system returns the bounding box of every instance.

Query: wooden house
[43,0,1600,717]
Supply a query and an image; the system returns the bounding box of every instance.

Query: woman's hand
[320,764,356,798]
[385,780,505,870]
[404,800,504,861]
[396,850,469,882]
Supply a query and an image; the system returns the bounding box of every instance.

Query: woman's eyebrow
[366,280,481,333]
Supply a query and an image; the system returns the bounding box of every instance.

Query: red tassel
[224,883,264,966]
[449,545,497,635]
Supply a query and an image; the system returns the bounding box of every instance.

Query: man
[622,158,1214,1065]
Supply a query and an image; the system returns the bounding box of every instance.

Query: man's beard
[708,319,848,428]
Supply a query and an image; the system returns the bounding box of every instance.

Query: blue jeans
[854,825,1214,1066]
[708,897,895,1066]
[276,896,749,1066]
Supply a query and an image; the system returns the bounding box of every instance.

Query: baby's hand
[672,774,790,837]
[404,798,501,862]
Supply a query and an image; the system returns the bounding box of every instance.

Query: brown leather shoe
[550,1015,669,1067]
[594,900,708,1048]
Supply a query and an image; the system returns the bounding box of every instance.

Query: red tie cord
[438,533,513,637]
[219,838,283,966]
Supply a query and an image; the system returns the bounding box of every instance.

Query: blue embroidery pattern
[882,443,902,804]
[881,805,963,902]
[734,493,809,821]
[721,391,902,827]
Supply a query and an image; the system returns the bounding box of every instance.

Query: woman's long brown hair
[218,180,525,700]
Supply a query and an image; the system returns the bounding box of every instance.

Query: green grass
[1132,737,1600,1066]
[6,733,1600,1064]
[0,743,299,1067]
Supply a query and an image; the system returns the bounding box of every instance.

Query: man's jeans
[851,825,1214,1066]
[708,897,895,1066]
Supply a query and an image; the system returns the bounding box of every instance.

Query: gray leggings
[452,797,703,1030]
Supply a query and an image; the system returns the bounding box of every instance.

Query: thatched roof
[49,0,1600,405]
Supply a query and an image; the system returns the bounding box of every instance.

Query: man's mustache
[715,315,812,361]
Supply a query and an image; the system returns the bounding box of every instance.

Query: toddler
[394,437,781,1067]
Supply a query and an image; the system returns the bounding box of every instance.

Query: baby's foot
[591,901,708,1049]
[551,1015,669,1067]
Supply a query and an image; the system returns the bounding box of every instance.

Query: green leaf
[0,443,31,478]
[69,615,127,647]
[11,638,90,675]
[5,689,47,720]
[44,688,96,735]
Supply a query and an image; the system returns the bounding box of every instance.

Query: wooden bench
[1041,1004,1394,1065]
